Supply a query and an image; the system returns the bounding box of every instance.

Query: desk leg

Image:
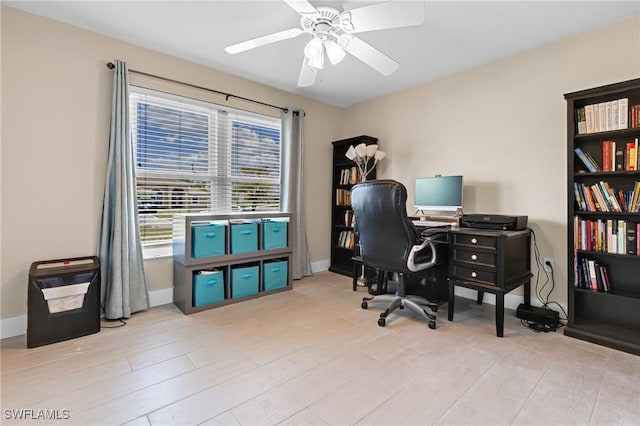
[352,262,358,291]
[524,279,531,306]
[496,293,504,338]
[477,291,484,305]
[448,282,455,321]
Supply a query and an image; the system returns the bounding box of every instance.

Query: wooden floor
[2,271,639,425]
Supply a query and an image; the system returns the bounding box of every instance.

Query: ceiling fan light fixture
[304,37,324,61]
[324,40,346,65]
[307,54,324,70]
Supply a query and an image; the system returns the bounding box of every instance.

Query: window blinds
[130,87,281,246]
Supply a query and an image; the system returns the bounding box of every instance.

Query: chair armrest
[407,237,437,272]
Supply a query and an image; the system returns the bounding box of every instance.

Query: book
[601,266,612,293]
[616,146,625,170]
[587,260,598,291]
[573,182,587,211]
[602,140,613,172]
[627,224,637,255]
[574,147,599,172]
[626,140,637,171]
[586,104,595,133]
[577,107,586,134]
[598,102,607,132]
[619,98,629,129]
[618,220,627,254]
[631,182,640,213]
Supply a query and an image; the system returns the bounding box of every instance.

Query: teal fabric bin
[191,223,226,258]
[231,265,259,298]
[193,270,225,307]
[262,221,288,250]
[263,260,288,291]
[230,222,258,254]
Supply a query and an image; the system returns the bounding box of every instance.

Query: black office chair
[351,179,447,329]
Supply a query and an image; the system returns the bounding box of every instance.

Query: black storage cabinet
[27,256,100,348]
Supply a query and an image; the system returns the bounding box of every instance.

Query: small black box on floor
[27,256,100,348]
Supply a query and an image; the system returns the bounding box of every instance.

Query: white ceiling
[6,1,640,107]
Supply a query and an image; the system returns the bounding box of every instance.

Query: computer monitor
[414,175,463,213]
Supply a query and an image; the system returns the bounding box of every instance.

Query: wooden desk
[447,228,532,337]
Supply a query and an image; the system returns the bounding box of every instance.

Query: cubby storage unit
[173,212,292,314]
[565,78,640,355]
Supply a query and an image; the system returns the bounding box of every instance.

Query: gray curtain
[281,109,312,279]
[98,60,150,319]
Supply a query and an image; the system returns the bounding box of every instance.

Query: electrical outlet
[543,258,554,272]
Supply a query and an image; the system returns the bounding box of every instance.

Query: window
[130,87,282,248]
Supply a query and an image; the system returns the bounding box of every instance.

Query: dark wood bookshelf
[329,135,378,277]
[565,78,640,355]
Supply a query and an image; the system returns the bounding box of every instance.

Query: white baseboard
[0,314,28,340]
[311,259,330,273]
[2,265,565,340]
[148,287,174,307]
[0,288,177,340]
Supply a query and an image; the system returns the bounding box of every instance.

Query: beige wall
[0,6,342,321]
[1,5,639,327]
[342,15,640,306]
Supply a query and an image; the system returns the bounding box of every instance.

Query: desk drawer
[453,233,497,250]
[451,264,496,286]
[453,248,496,267]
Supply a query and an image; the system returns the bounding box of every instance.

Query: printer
[461,214,528,231]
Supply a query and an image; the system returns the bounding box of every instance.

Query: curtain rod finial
[107,62,115,69]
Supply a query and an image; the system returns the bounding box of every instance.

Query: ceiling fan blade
[225,28,303,54]
[339,35,399,76]
[282,0,318,15]
[340,1,425,33]
[297,57,317,87]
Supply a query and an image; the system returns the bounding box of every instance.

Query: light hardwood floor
[2,271,639,425]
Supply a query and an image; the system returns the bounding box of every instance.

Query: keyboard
[412,220,452,228]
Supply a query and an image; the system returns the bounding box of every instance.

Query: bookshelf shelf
[565,78,640,355]
[329,135,377,277]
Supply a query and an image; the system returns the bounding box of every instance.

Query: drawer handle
[271,267,281,273]
[241,273,253,279]
[471,271,477,278]
[271,228,281,233]
[206,278,218,286]
[205,232,217,238]
[240,230,253,235]
[471,254,478,261]
[471,238,478,244]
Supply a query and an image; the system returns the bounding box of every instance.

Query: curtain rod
[106,62,289,113]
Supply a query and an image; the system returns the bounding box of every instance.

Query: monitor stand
[414,209,463,227]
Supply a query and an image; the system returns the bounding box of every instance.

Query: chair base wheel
[361,302,368,309]
[378,317,386,327]
[428,320,436,329]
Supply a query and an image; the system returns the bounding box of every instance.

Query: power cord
[99,304,128,328]
[522,228,567,332]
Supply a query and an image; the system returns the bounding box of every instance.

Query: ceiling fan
[224,0,425,87]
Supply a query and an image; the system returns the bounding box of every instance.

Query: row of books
[575,98,630,134]
[601,139,639,172]
[344,210,355,228]
[574,258,612,292]
[337,230,355,249]
[338,167,361,185]
[573,216,638,255]
[574,139,639,173]
[573,181,640,213]
[335,189,351,206]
